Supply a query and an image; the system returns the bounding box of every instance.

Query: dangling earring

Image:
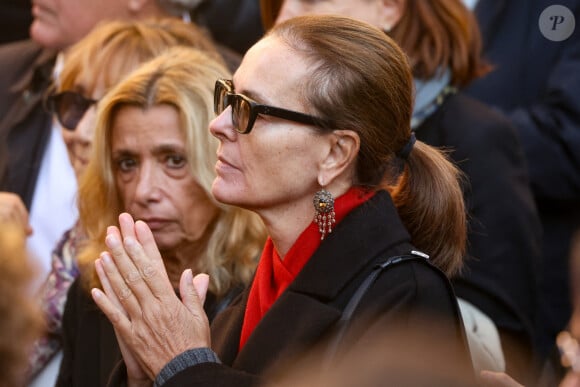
[313,189,335,240]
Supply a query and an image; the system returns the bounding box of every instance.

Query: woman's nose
[134,163,163,204]
[209,106,237,140]
[74,105,97,142]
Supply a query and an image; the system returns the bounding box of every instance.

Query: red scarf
[239,187,375,350]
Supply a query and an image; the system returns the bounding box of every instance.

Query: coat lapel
[213,191,411,374]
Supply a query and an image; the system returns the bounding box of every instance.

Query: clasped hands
[91,212,211,384]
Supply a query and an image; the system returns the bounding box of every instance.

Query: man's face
[276,0,387,29]
[30,0,132,50]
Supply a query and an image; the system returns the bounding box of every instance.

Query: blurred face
[57,82,104,181]
[276,0,386,28]
[111,104,219,252]
[210,36,330,215]
[30,0,132,50]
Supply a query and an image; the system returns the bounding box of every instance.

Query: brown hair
[388,0,489,86]
[78,47,266,295]
[269,16,466,276]
[260,0,489,87]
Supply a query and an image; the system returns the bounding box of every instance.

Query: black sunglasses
[46,91,98,131]
[214,79,330,134]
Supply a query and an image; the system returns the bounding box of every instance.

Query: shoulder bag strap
[323,250,430,366]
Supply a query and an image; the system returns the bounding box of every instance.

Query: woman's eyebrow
[231,80,271,104]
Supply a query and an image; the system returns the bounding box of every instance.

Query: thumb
[179,269,209,315]
[192,273,209,305]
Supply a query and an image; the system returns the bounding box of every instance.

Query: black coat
[0,39,56,208]
[157,191,472,386]
[465,0,580,358]
[57,277,243,387]
[416,92,542,376]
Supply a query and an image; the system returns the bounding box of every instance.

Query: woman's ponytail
[388,140,467,277]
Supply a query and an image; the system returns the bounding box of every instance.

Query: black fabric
[416,92,542,381]
[57,278,242,387]
[145,191,472,386]
[324,252,430,362]
[192,0,263,55]
[0,1,32,45]
[465,0,580,361]
[0,40,57,209]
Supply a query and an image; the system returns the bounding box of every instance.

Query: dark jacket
[465,0,580,358]
[192,0,263,55]
[156,191,472,386]
[416,92,542,377]
[0,39,56,208]
[56,277,243,387]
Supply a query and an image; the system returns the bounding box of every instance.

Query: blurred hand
[480,370,524,387]
[91,212,211,380]
[0,192,33,236]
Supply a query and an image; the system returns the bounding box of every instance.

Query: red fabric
[239,187,375,350]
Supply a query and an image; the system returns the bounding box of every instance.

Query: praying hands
[91,213,212,384]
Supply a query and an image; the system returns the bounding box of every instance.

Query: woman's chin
[151,233,178,252]
[211,181,237,205]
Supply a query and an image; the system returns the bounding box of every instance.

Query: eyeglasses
[214,79,330,134]
[45,91,98,131]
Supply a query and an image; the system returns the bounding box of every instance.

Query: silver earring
[313,189,335,240]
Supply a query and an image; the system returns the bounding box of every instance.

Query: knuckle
[118,286,133,301]
[125,270,141,284]
[141,265,157,279]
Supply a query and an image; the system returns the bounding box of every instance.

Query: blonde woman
[56,45,265,386]
[27,18,257,384]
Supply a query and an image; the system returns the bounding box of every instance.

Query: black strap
[323,250,430,365]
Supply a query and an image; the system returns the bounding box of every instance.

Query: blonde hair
[0,223,42,386]
[58,17,223,95]
[270,16,466,276]
[77,47,266,295]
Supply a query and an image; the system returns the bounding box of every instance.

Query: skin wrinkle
[124,270,142,284]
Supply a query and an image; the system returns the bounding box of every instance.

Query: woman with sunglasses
[262,0,543,381]
[26,19,265,386]
[92,15,475,386]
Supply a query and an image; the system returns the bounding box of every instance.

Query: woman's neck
[260,183,352,258]
[160,230,213,289]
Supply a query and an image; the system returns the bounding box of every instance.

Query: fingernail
[105,234,119,248]
[101,251,112,264]
[91,288,102,299]
[124,236,136,248]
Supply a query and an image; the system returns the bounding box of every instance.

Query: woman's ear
[380,0,405,32]
[318,130,360,186]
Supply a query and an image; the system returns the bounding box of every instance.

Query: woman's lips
[216,155,238,173]
[140,219,170,231]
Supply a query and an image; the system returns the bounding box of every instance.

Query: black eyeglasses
[45,91,98,131]
[214,79,330,134]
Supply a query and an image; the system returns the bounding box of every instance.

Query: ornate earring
[313,189,335,240]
